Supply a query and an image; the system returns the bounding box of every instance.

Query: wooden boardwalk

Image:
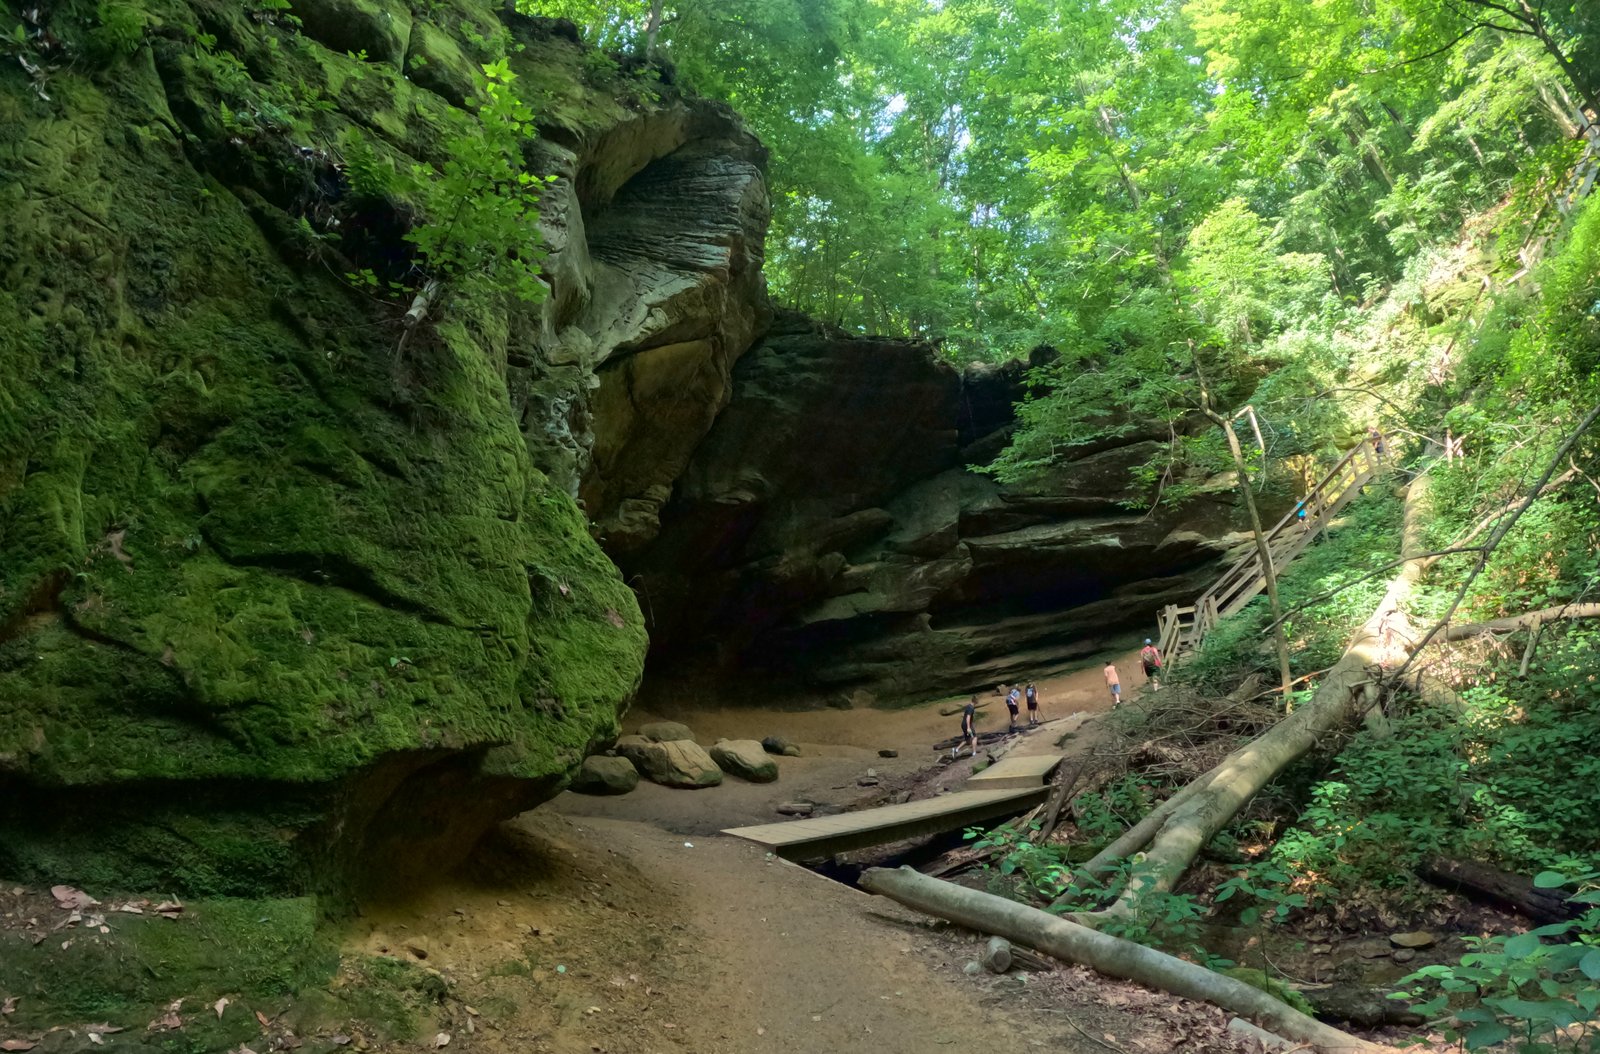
[723,754,1063,860]
[967,753,1064,790]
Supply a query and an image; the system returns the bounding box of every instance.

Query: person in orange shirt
[1103,661,1121,706]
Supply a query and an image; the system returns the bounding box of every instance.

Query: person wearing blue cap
[1140,639,1163,691]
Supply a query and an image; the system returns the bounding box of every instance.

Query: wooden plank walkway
[724,786,1049,860]
[966,753,1063,790]
[723,754,1065,860]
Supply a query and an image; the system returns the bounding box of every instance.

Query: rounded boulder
[571,755,639,796]
[710,739,780,783]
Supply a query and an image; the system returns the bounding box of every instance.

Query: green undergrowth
[0,897,333,1049]
[1269,622,1600,906]
[1177,488,1407,696]
[0,895,459,1050]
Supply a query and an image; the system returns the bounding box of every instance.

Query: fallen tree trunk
[1438,603,1600,641]
[1419,856,1577,924]
[1058,405,1598,921]
[861,866,1386,1054]
[1061,474,1435,918]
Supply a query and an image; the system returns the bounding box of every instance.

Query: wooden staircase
[1156,437,1384,665]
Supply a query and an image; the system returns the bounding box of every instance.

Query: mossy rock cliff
[0,0,766,898]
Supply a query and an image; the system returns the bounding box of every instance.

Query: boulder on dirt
[571,755,639,795]
[614,735,722,788]
[1389,930,1436,949]
[878,749,899,758]
[761,735,802,757]
[709,739,779,782]
[639,721,697,743]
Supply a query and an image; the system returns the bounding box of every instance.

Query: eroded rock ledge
[607,314,1249,704]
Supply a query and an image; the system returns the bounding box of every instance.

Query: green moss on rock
[0,0,650,896]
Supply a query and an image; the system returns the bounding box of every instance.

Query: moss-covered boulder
[570,754,640,795]
[0,0,765,898]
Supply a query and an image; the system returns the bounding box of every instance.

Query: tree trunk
[1419,857,1577,924]
[1220,416,1295,700]
[860,866,1385,1054]
[1438,603,1600,642]
[642,0,665,60]
[1077,475,1432,920]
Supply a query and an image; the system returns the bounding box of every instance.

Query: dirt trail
[341,652,1239,1054]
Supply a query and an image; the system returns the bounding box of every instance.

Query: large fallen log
[860,866,1386,1054]
[1055,406,1599,921]
[1419,856,1577,924]
[1054,474,1435,916]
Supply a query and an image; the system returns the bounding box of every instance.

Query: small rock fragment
[878,749,898,758]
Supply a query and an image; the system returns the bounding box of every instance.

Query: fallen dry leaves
[147,999,184,1033]
[49,887,98,912]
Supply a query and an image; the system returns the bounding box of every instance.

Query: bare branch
[1397,401,1600,675]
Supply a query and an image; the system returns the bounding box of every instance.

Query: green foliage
[963,820,1075,902]
[88,1,146,61]
[0,898,334,1036]
[404,59,551,308]
[1214,863,1308,926]
[1268,626,1600,904]
[341,128,398,200]
[1394,870,1600,1051]
[1180,490,1405,692]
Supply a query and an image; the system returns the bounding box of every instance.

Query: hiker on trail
[1368,426,1386,458]
[1140,639,1162,692]
[1005,685,1022,732]
[956,696,979,758]
[1295,499,1310,532]
[1025,682,1040,726]
[1103,662,1121,706]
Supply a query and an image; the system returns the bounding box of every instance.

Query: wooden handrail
[1158,438,1383,665]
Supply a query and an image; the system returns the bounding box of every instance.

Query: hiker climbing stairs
[1156,436,1385,665]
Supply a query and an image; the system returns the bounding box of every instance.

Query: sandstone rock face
[615,736,723,788]
[571,755,641,796]
[613,314,1249,703]
[0,3,763,896]
[709,739,780,783]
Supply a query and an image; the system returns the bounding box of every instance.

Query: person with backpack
[955,696,980,758]
[1005,684,1022,732]
[1025,682,1040,726]
[1140,639,1163,691]
[1103,661,1121,706]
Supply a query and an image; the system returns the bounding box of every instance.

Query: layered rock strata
[610,315,1248,703]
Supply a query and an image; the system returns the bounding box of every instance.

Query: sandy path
[568,815,1073,1053]
[343,647,1235,1054]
